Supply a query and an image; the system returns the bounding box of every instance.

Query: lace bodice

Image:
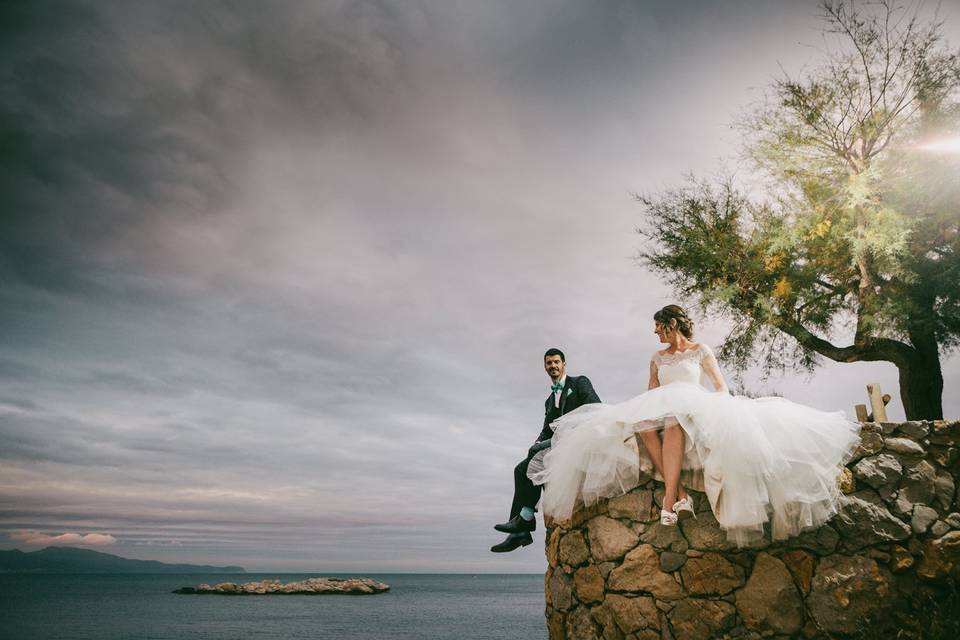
[652,344,714,386]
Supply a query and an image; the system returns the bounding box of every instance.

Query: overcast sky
[2,0,958,573]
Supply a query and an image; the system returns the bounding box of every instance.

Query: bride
[530,304,861,546]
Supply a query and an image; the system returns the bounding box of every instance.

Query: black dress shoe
[490,532,533,553]
[494,514,536,534]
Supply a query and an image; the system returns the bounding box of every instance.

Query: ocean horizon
[1,572,548,640]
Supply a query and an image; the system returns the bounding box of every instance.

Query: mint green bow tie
[551,382,563,393]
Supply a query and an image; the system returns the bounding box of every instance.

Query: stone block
[667,599,736,640]
[900,460,938,506]
[570,501,610,529]
[781,549,814,594]
[897,421,931,440]
[547,569,574,611]
[934,469,955,511]
[885,437,925,455]
[546,527,562,565]
[852,424,884,460]
[678,510,735,551]
[911,504,939,534]
[929,421,960,446]
[559,531,590,568]
[785,523,839,555]
[598,562,616,579]
[679,552,745,595]
[852,453,902,491]
[587,603,622,640]
[607,544,685,601]
[931,445,959,469]
[735,552,803,636]
[916,531,960,581]
[837,467,856,494]
[834,491,911,549]
[565,605,600,640]
[598,594,660,634]
[574,565,605,603]
[877,422,899,436]
[608,490,655,521]
[808,555,894,635]
[658,551,686,573]
[588,516,640,562]
[639,520,687,551]
[547,610,566,640]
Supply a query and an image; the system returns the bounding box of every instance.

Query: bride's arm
[648,359,660,390]
[701,346,729,393]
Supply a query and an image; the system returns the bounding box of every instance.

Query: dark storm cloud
[1,0,422,288]
[1,0,958,571]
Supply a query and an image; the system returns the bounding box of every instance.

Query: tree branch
[772,312,915,365]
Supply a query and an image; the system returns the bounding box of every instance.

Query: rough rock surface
[173,577,389,595]
[588,516,639,562]
[679,552,744,595]
[735,552,803,635]
[668,599,736,640]
[607,544,684,600]
[853,453,902,495]
[833,490,912,547]
[558,531,590,568]
[808,555,894,634]
[543,421,960,640]
[595,594,660,636]
[916,530,960,580]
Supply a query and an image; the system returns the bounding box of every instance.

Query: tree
[638,1,960,419]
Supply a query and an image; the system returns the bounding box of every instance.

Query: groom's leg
[509,457,541,519]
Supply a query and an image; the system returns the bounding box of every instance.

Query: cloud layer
[1,0,958,572]
[9,530,117,547]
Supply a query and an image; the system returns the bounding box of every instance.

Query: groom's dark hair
[544,348,565,362]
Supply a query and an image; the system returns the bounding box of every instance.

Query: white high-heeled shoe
[672,496,696,521]
[660,509,678,526]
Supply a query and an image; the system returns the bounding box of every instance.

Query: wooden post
[855,404,869,422]
[867,384,888,422]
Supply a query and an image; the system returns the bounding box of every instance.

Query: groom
[491,348,600,552]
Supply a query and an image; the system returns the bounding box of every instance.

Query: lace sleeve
[698,344,728,393]
[648,352,661,390]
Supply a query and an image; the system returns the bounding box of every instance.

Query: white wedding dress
[531,344,861,546]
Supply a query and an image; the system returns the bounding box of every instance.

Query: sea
[0,573,548,640]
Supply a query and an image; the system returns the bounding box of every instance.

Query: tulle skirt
[530,383,861,546]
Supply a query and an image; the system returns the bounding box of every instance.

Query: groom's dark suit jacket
[507,374,602,519]
[536,375,601,444]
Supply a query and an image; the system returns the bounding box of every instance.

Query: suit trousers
[510,452,541,518]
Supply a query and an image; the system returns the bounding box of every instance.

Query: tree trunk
[770,312,945,419]
[897,353,944,420]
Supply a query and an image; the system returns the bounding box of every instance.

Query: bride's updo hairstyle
[654,304,694,339]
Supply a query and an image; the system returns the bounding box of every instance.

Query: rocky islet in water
[173,577,389,595]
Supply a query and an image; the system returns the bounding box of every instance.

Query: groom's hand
[527,439,552,457]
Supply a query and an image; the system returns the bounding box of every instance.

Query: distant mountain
[0,547,246,573]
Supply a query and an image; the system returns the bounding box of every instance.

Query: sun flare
[918,136,960,153]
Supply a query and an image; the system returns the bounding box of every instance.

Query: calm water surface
[0,573,547,640]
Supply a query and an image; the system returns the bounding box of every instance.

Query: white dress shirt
[553,375,567,409]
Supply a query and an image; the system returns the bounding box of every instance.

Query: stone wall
[543,421,960,640]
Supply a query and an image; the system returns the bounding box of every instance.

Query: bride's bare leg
[640,430,666,479]
[640,425,688,510]
[662,417,686,509]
